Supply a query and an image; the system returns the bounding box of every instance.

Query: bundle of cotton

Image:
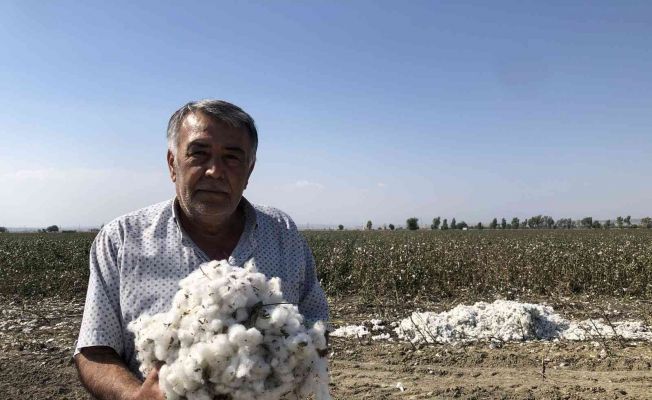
[395,300,568,344]
[128,259,330,400]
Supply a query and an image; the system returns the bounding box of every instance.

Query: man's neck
[174,200,246,258]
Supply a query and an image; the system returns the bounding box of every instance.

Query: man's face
[167,111,255,222]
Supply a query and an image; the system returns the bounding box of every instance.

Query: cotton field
[1,230,652,399]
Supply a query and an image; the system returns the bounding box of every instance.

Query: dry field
[0,230,651,399]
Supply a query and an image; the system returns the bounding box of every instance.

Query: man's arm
[74,346,164,400]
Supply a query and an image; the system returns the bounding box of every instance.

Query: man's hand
[75,346,165,400]
[132,363,166,400]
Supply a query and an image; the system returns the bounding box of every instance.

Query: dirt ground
[0,295,650,399]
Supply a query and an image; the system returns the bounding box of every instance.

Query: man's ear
[167,149,177,182]
[244,157,256,189]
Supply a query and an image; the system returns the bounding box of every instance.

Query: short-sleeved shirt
[73,197,329,378]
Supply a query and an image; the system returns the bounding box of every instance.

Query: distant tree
[581,217,593,229]
[616,216,624,228]
[604,220,612,229]
[338,224,344,231]
[441,219,449,230]
[431,217,441,230]
[366,220,372,230]
[476,222,484,230]
[457,221,468,229]
[46,225,59,233]
[406,217,419,231]
[556,218,573,229]
[501,218,507,230]
[377,227,382,230]
[592,220,602,229]
[388,223,395,230]
[451,218,457,230]
[641,217,652,229]
[521,219,528,229]
[544,216,555,229]
[490,218,498,229]
[0,227,7,233]
[511,217,520,229]
[625,215,632,227]
[527,215,542,229]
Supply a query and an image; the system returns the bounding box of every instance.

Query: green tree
[338,224,344,231]
[451,218,457,230]
[441,219,449,230]
[476,222,484,230]
[388,223,395,230]
[616,216,624,228]
[625,215,632,227]
[556,218,574,229]
[406,217,419,230]
[501,218,507,229]
[431,217,441,230]
[0,227,7,233]
[641,217,652,229]
[366,220,372,230]
[581,217,593,229]
[592,220,602,229]
[46,225,59,232]
[490,218,498,229]
[544,216,555,229]
[604,220,612,229]
[457,221,468,229]
[511,217,520,229]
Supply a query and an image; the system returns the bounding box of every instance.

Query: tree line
[353,215,652,231]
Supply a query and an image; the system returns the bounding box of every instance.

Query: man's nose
[205,156,225,178]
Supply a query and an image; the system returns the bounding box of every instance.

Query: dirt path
[1,296,650,399]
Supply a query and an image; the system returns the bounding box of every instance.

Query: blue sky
[1,1,651,228]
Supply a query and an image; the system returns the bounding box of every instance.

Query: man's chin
[190,199,234,218]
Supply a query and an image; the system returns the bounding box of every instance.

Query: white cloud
[377,182,387,188]
[294,180,325,190]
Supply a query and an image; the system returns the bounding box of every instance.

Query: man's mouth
[196,188,229,195]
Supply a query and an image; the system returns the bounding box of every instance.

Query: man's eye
[189,150,208,157]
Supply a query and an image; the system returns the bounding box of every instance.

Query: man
[73,100,329,399]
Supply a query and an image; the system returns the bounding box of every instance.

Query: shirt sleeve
[298,237,330,328]
[74,226,124,357]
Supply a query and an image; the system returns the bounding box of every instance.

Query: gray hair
[167,99,258,161]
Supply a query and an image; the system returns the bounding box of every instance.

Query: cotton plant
[128,259,330,400]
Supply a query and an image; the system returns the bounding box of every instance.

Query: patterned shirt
[73,197,329,378]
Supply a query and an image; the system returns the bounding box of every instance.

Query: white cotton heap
[128,259,330,400]
[394,300,652,344]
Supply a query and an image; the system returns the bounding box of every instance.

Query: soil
[1,295,650,399]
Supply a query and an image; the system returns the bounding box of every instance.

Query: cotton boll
[158,365,182,400]
[269,307,289,327]
[245,327,263,347]
[180,355,203,391]
[309,321,328,351]
[129,261,330,400]
[210,334,234,358]
[228,324,248,345]
[235,354,255,378]
[178,328,195,348]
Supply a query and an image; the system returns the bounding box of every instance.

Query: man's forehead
[180,112,249,143]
